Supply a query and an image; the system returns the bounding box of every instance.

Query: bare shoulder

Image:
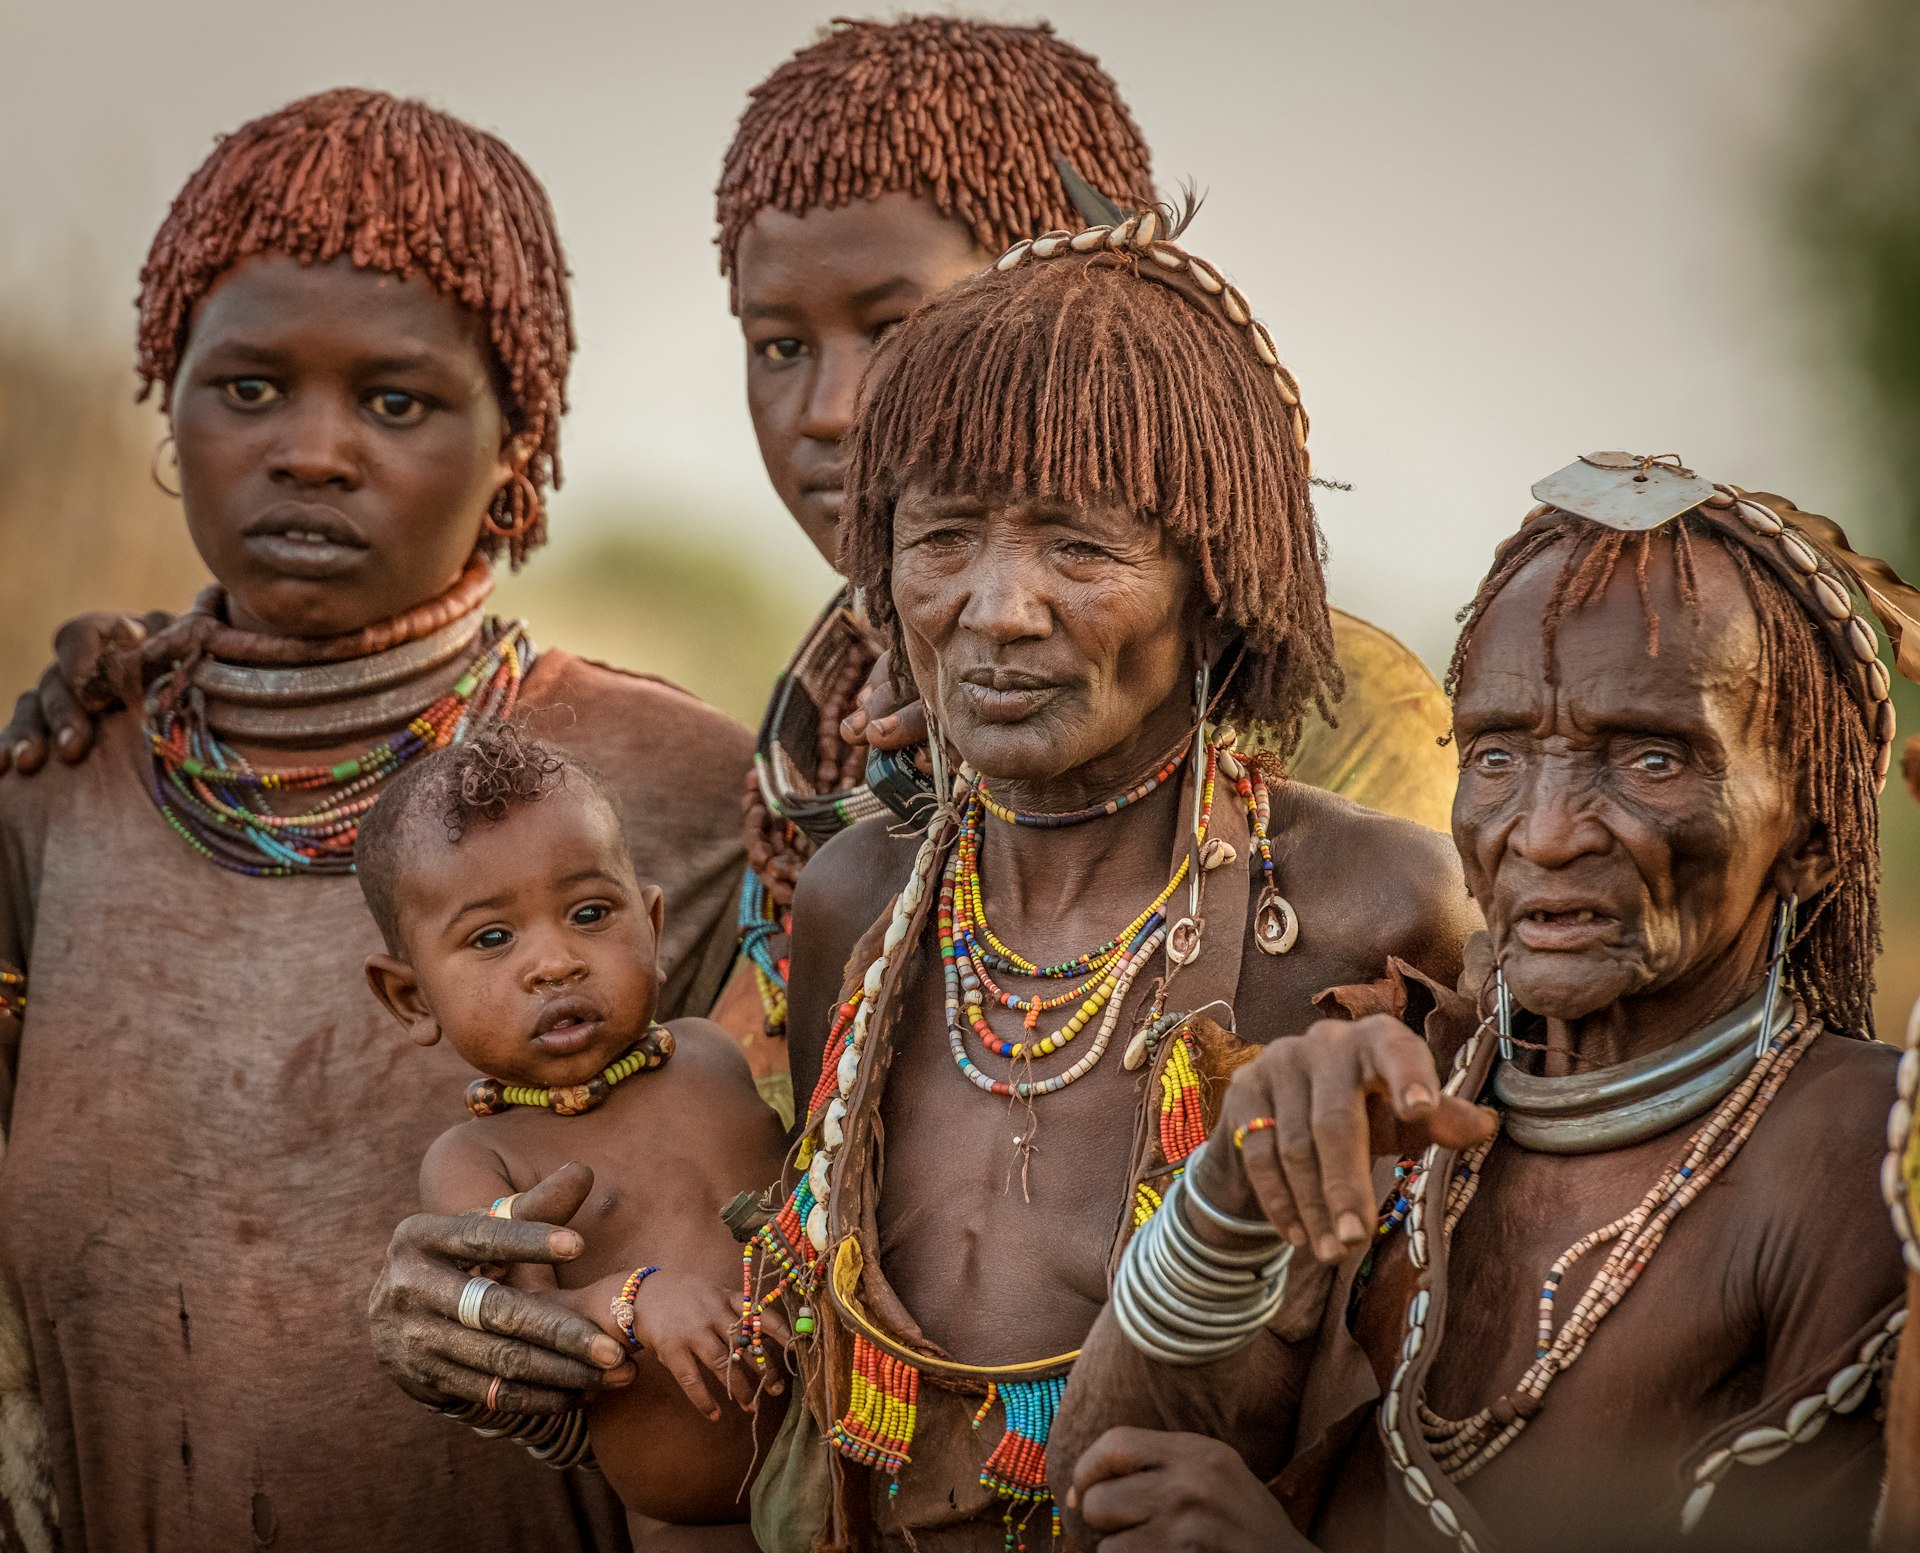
[786,815,922,1115]
[791,813,919,944]
[657,1016,759,1092]
[1269,779,1476,979]
[1764,1029,1898,1146]
[648,1018,787,1176]
[417,1117,515,1213]
[519,649,753,804]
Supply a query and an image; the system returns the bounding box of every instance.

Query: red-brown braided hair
[715,15,1156,310]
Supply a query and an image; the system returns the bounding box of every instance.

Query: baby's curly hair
[355,724,622,951]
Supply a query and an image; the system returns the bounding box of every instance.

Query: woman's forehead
[188,252,489,361]
[1459,538,1763,715]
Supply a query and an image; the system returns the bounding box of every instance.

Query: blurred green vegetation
[1786,0,1920,1038]
[492,518,821,729]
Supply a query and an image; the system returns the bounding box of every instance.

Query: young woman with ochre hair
[0,89,750,1550]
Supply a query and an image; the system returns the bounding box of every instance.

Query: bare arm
[1053,1315,1316,1551]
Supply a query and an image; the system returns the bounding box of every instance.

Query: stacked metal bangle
[1111,1144,1292,1366]
[439,1397,595,1471]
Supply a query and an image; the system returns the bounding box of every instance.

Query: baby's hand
[609,1269,782,1421]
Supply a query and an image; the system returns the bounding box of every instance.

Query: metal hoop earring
[1494,965,1515,1062]
[1759,893,1798,1058]
[150,436,181,499]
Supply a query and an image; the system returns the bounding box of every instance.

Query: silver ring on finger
[457,1275,497,1332]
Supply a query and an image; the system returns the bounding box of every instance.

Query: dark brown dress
[0,649,750,1552]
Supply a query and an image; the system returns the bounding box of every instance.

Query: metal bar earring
[1759,893,1797,1058]
[1495,966,1515,1062]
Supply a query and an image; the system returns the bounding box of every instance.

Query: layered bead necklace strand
[145,621,533,876]
[1412,1008,1817,1482]
[940,737,1289,1102]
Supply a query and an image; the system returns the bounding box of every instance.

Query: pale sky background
[0,0,1868,668]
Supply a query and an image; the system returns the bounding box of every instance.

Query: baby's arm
[418,1124,558,1293]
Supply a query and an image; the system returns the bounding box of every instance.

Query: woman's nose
[1507,759,1611,869]
[796,340,865,444]
[269,396,361,489]
[957,556,1052,644]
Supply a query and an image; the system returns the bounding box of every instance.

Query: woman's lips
[242,531,370,579]
[952,677,1057,722]
[1510,907,1618,952]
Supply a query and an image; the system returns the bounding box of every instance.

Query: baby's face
[391,782,662,1088]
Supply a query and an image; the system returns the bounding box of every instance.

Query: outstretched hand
[1,609,173,774]
[369,1163,636,1415]
[1192,1015,1497,1266]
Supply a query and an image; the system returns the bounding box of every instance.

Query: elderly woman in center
[373,211,1480,1550]
[1050,463,1910,1553]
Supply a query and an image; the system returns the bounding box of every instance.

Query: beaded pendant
[464,1025,674,1117]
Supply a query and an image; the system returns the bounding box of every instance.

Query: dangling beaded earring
[1495,965,1515,1062]
[1759,893,1798,1058]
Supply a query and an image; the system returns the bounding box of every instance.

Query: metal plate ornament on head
[1530,453,1718,532]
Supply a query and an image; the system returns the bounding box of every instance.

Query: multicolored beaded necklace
[736,733,1283,1550]
[939,746,1219,1099]
[464,1025,675,1118]
[975,739,1187,828]
[144,620,532,877]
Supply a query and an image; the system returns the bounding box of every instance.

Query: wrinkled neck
[1535,902,1778,1076]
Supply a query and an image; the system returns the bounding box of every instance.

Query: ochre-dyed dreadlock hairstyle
[136,87,573,567]
[1447,511,1882,1036]
[841,245,1340,752]
[715,15,1156,310]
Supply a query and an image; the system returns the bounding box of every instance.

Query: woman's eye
[1474,745,1516,771]
[756,338,809,363]
[1057,541,1112,564]
[1630,748,1682,775]
[221,377,281,408]
[470,927,512,951]
[571,904,611,927]
[366,390,428,424]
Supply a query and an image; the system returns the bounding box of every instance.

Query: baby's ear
[640,882,665,952]
[364,954,441,1047]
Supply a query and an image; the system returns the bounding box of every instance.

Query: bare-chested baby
[354,723,785,1545]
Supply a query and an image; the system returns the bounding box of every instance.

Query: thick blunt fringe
[1448,512,1881,1036]
[842,253,1340,752]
